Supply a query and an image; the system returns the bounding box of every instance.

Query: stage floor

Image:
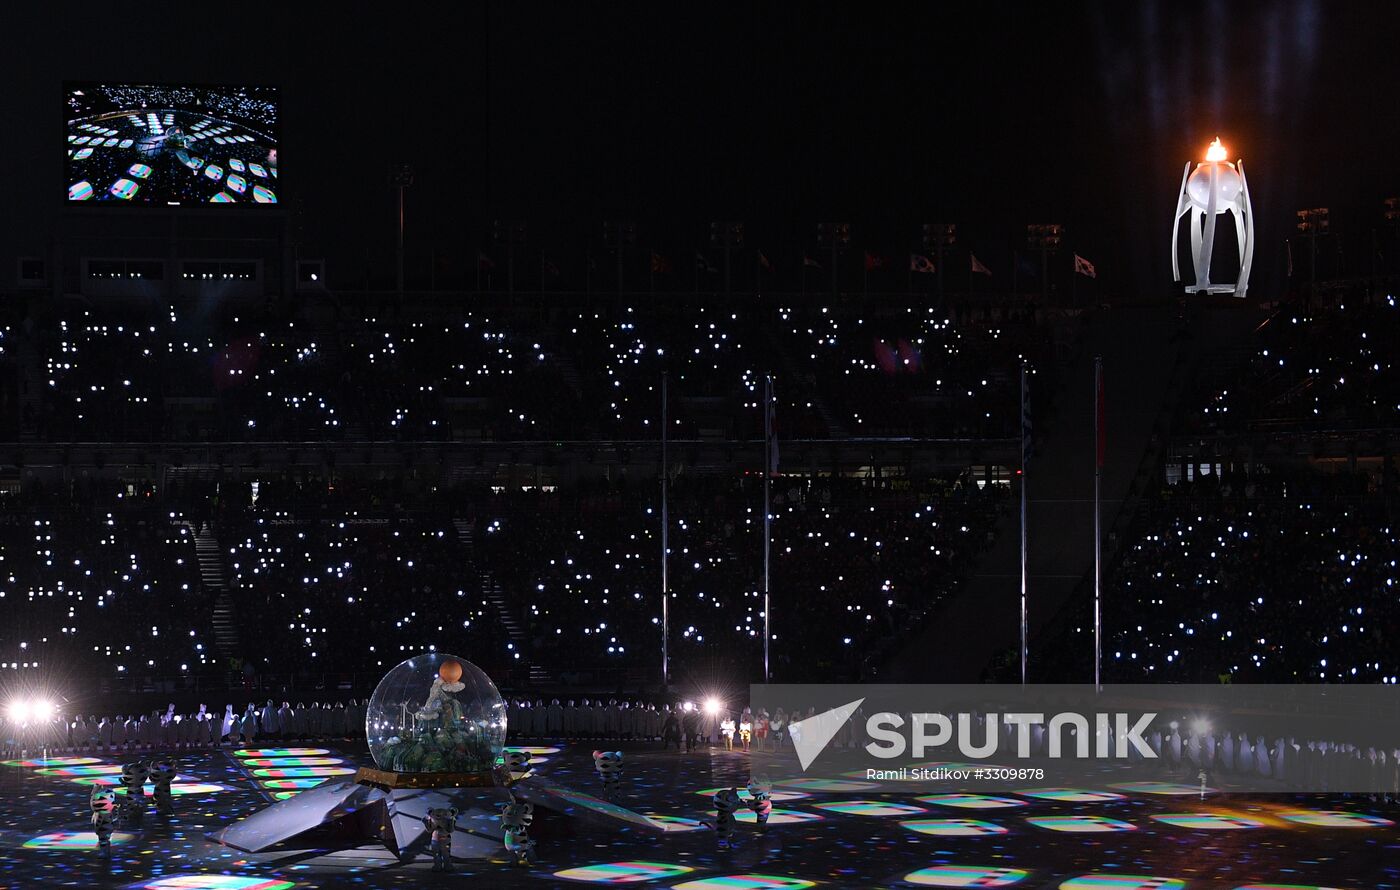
[1,739,1396,888]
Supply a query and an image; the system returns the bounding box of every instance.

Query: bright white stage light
[32,698,54,721]
[7,699,32,722]
[704,697,721,715]
[1190,718,1212,735]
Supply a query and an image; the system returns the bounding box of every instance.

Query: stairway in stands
[452,518,551,686]
[184,520,240,662]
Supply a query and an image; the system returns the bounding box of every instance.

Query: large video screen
[65,82,278,205]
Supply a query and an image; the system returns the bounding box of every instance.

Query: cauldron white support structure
[1172,138,1255,299]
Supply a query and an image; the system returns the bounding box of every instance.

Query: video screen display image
[65,82,278,205]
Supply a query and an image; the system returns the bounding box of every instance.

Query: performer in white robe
[260,701,280,741]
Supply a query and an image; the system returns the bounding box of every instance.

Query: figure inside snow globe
[367,654,506,775]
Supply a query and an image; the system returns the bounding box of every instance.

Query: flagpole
[1020,360,1029,686]
[1093,356,1103,692]
[661,372,670,690]
[763,374,773,683]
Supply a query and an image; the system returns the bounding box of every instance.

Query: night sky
[5,1,1398,295]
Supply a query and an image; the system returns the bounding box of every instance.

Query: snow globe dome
[366,653,506,774]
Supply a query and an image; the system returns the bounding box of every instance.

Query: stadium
[1,2,1398,888]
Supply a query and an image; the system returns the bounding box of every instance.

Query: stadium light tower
[709,221,745,294]
[1294,207,1329,306]
[390,163,414,296]
[922,223,957,301]
[602,220,637,294]
[492,220,528,296]
[1171,138,1255,299]
[1026,224,1062,302]
[815,222,851,295]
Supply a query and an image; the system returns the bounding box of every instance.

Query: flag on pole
[863,250,886,271]
[759,251,773,272]
[1074,254,1098,278]
[651,251,672,274]
[970,253,992,275]
[696,251,717,274]
[765,376,779,476]
[543,257,560,278]
[477,251,495,271]
[803,254,822,269]
[910,253,935,274]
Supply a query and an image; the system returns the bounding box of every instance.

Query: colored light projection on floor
[111,782,227,796]
[707,808,824,825]
[903,865,1030,887]
[1017,789,1126,802]
[110,179,140,199]
[23,830,136,849]
[232,747,350,801]
[249,767,355,778]
[694,787,809,803]
[502,745,561,766]
[135,877,298,890]
[900,818,1008,836]
[1027,816,1137,833]
[1058,876,1185,890]
[774,777,879,792]
[251,185,277,204]
[4,753,226,797]
[259,778,333,789]
[1232,885,1347,890]
[916,793,1027,809]
[239,758,343,768]
[553,860,695,883]
[72,773,193,785]
[810,800,927,816]
[1277,810,1394,828]
[35,764,125,776]
[68,181,94,200]
[1150,813,1264,830]
[4,756,103,767]
[671,876,817,890]
[642,814,707,832]
[1110,782,1213,795]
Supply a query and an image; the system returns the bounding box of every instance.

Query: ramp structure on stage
[210,653,662,863]
[1171,138,1255,299]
